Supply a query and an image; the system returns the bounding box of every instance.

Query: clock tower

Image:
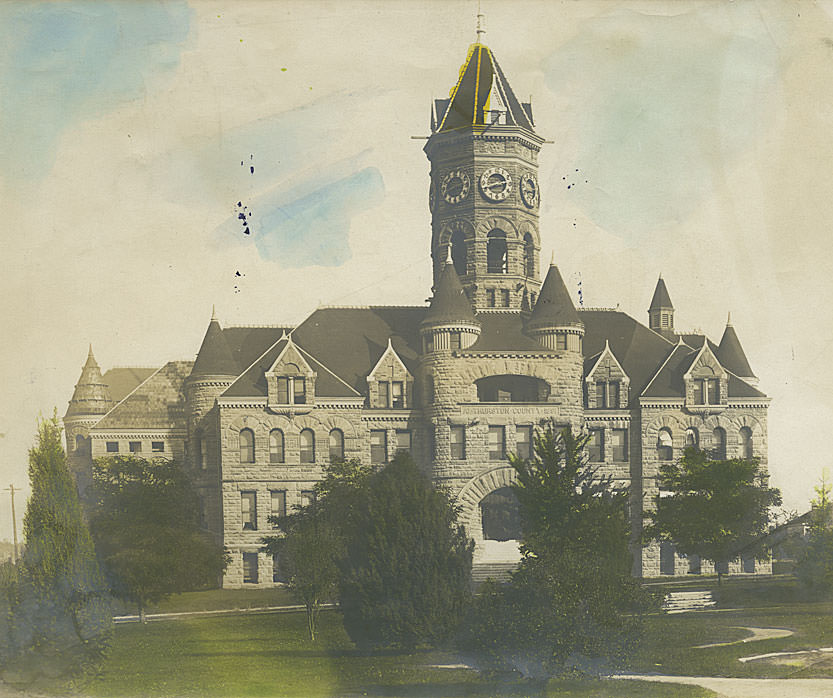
[425,39,545,311]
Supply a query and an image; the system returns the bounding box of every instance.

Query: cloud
[543,6,779,239]
[0,1,192,180]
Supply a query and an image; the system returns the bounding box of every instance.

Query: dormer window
[693,378,719,405]
[276,364,306,405]
[595,381,620,408]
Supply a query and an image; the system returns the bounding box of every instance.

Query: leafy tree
[89,456,229,622]
[644,446,782,584]
[338,452,473,650]
[460,427,653,677]
[3,415,112,686]
[795,470,833,597]
[260,459,371,641]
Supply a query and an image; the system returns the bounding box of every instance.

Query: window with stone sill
[587,428,604,463]
[488,425,506,461]
[685,427,699,450]
[395,429,411,454]
[270,490,286,524]
[370,429,387,463]
[595,380,620,409]
[241,491,257,531]
[611,428,628,462]
[269,429,285,464]
[129,441,142,453]
[450,425,466,460]
[377,381,405,408]
[329,429,344,462]
[106,441,119,453]
[242,552,258,584]
[657,428,673,461]
[740,426,753,459]
[152,441,165,454]
[300,429,315,464]
[516,425,533,460]
[693,378,720,405]
[300,490,316,507]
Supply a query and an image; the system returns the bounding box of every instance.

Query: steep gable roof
[101,367,157,403]
[94,361,193,430]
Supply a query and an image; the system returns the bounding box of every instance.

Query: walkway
[613,675,833,698]
[694,626,794,649]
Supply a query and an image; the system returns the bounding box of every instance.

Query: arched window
[740,426,753,459]
[239,428,255,463]
[487,229,508,274]
[523,233,535,277]
[300,429,315,464]
[657,428,673,461]
[74,434,89,455]
[328,429,344,462]
[712,427,726,460]
[450,227,466,277]
[476,375,550,403]
[684,427,699,450]
[269,429,284,464]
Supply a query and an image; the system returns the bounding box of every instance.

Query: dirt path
[694,626,794,649]
[614,675,833,697]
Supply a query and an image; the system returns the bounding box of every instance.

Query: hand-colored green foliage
[644,447,781,581]
[88,456,230,622]
[460,427,655,678]
[794,470,833,597]
[337,452,473,650]
[2,414,112,688]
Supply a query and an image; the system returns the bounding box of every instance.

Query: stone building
[64,37,770,586]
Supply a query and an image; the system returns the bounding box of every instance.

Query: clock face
[441,170,471,205]
[480,167,512,201]
[520,173,539,208]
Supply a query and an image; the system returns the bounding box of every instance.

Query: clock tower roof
[434,43,536,134]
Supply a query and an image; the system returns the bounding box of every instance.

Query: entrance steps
[662,590,716,613]
[472,561,517,584]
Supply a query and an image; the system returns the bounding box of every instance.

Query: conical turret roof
[717,315,755,378]
[528,265,582,329]
[423,263,477,326]
[434,43,535,134]
[190,314,238,377]
[65,345,114,418]
[649,276,674,310]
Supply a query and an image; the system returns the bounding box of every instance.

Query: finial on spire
[550,249,555,266]
[87,343,94,358]
[211,304,217,321]
[476,0,485,43]
[727,311,732,326]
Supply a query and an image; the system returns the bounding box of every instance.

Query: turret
[421,258,481,353]
[648,275,675,338]
[526,264,584,351]
[717,313,757,386]
[64,345,113,490]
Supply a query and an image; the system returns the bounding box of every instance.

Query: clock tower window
[487,229,508,274]
[451,227,467,277]
[524,233,535,277]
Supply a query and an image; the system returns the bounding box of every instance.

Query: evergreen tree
[338,452,473,650]
[89,456,229,622]
[4,414,112,686]
[795,470,833,597]
[460,427,653,677]
[644,447,781,584]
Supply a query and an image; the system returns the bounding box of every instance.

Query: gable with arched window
[585,341,630,409]
[684,344,727,408]
[265,338,316,409]
[239,428,255,463]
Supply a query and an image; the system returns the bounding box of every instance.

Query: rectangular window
[556,334,567,350]
[488,426,506,461]
[497,389,512,402]
[609,381,620,408]
[688,554,701,575]
[391,381,404,408]
[151,441,164,453]
[378,381,389,408]
[595,381,606,408]
[611,428,628,462]
[588,428,604,462]
[450,425,466,460]
[501,289,510,307]
[242,552,258,584]
[270,490,286,526]
[293,377,306,404]
[425,334,434,353]
[276,377,289,404]
[395,429,411,454]
[272,553,286,583]
[449,332,461,351]
[106,441,119,453]
[129,441,142,453]
[370,430,387,463]
[708,378,720,404]
[516,425,533,460]
[487,289,496,307]
[300,490,316,507]
[742,556,756,574]
[241,491,257,531]
[693,379,705,404]
[424,375,434,405]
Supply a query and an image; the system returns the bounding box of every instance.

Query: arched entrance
[480,487,521,541]
[457,467,522,565]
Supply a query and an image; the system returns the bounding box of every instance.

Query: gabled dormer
[265,334,316,410]
[367,338,413,409]
[585,340,630,409]
[684,341,727,412]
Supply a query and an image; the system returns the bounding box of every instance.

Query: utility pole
[5,484,18,563]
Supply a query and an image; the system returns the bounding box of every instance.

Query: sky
[1,0,833,542]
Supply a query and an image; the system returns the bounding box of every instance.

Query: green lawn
[80,610,712,698]
[111,587,297,616]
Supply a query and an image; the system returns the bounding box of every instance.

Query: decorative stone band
[421,323,481,351]
[527,326,584,352]
[91,429,186,440]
